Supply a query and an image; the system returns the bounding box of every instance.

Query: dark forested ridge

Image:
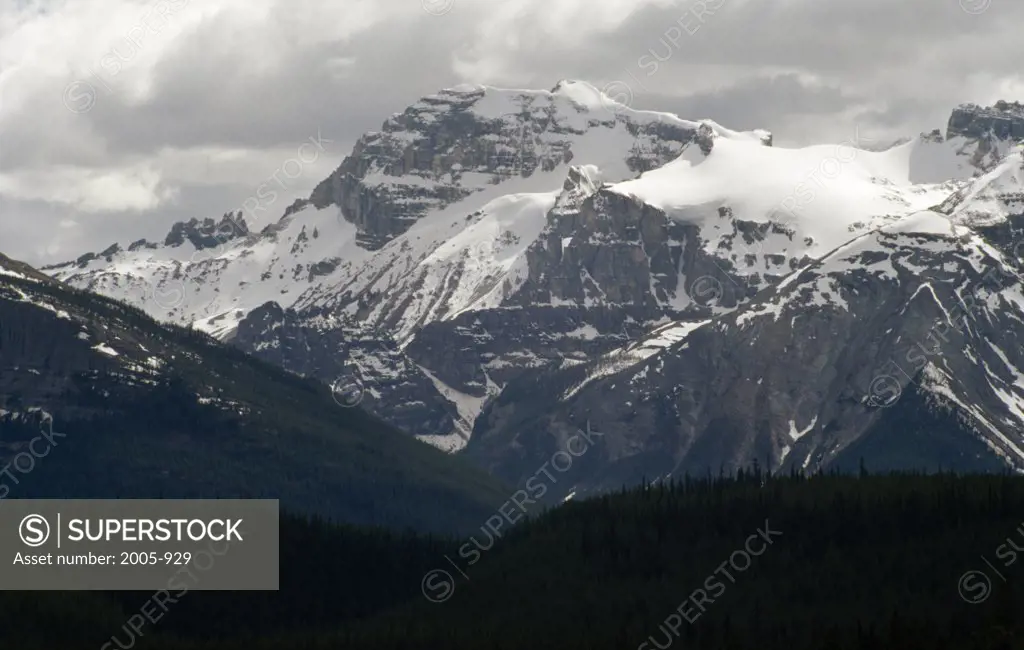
[5,470,1024,649]
[0,265,509,534]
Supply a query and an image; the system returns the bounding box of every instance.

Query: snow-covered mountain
[45,83,1024,482]
[468,154,1024,499]
[0,252,508,530]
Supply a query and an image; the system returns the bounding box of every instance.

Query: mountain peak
[948,100,1024,141]
[42,90,1024,477]
[549,78,615,111]
[0,252,53,284]
[162,212,250,250]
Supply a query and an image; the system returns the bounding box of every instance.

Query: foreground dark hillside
[0,255,508,533]
[6,470,1024,649]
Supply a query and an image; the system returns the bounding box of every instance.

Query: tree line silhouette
[4,467,1024,649]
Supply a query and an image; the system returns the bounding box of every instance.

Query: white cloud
[0,0,1021,264]
[0,164,173,212]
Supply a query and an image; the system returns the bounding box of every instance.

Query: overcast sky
[1,0,1021,265]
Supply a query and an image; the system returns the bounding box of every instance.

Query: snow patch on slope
[609,136,958,273]
[416,365,499,452]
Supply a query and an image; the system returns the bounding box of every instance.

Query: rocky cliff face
[232,300,463,447]
[228,81,777,445]
[940,101,1024,175]
[948,101,1024,142]
[467,171,1024,500]
[307,81,713,250]
[41,84,1024,489]
[0,256,509,532]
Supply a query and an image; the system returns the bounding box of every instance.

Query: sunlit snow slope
[41,84,1022,455]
